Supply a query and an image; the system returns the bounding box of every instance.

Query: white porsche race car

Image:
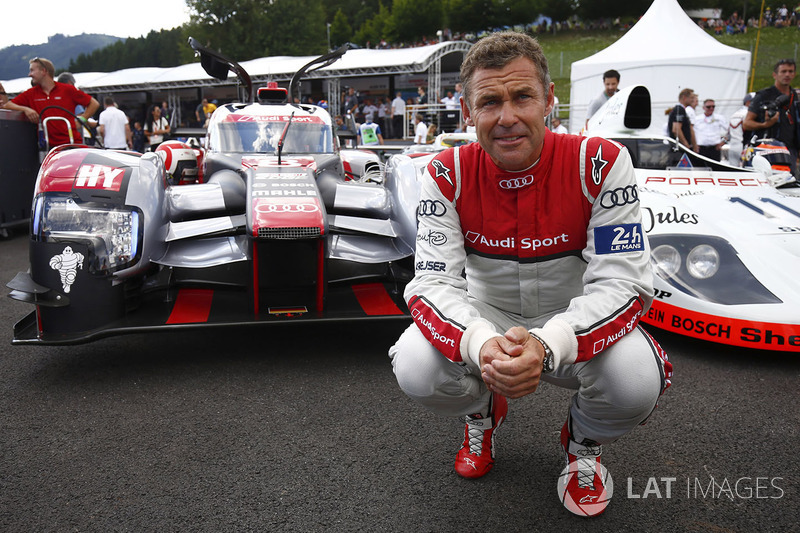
[587,86,800,353]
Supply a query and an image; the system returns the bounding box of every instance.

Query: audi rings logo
[600,185,639,209]
[499,175,534,190]
[255,203,320,213]
[418,200,447,217]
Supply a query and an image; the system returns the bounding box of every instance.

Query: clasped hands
[480,326,545,399]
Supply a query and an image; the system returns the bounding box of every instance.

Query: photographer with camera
[743,59,800,176]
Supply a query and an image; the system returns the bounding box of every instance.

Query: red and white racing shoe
[558,420,613,517]
[454,392,508,479]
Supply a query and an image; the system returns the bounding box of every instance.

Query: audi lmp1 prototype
[585,86,800,353]
[7,40,422,344]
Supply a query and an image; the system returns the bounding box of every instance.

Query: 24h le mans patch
[594,223,645,254]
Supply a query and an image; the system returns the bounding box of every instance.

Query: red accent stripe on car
[643,300,800,353]
[166,289,214,324]
[317,240,325,312]
[353,283,404,316]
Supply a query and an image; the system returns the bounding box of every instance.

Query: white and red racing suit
[407,129,653,372]
[391,129,671,443]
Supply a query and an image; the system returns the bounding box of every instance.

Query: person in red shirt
[5,57,99,147]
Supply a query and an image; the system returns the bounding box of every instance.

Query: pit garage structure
[1,41,472,138]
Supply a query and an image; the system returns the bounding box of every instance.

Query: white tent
[569,0,751,133]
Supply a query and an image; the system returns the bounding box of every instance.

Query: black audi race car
[7,41,423,345]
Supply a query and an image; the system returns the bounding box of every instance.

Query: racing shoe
[558,420,612,517]
[454,392,508,479]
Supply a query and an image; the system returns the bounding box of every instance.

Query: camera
[761,93,790,119]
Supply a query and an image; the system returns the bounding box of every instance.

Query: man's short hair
[104,97,116,106]
[31,57,56,79]
[678,88,694,100]
[460,31,550,109]
[774,58,796,72]
[603,69,620,81]
[57,72,75,85]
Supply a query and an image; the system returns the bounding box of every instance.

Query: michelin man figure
[49,246,84,293]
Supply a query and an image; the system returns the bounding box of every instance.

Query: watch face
[543,353,554,373]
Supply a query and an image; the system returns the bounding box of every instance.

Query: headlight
[34,195,142,274]
[686,244,719,279]
[648,234,779,305]
[651,245,681,277]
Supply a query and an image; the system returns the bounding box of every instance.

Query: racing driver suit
[390,129,671,445]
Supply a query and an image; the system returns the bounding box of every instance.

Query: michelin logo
[594,224,644,254]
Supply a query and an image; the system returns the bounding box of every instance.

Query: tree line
[68,0,755,73]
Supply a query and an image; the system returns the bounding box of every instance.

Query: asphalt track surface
[1,230,799,532]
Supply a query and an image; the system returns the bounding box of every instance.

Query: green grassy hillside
[535,26,799,115]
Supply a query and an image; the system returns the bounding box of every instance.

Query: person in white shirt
[726,93,754,166]
[98,97,131,150]
[413,113,427,144]
[144,104,170,151]
[585,69,619,127]
[551,117,568,134]
[392,92,406,138]
[693,98,727,161]
[440,91,457,110]
[685,92,698,122]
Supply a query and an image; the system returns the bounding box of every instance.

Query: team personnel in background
[389,32,671,517]
[727,93,754,166]
[144,104,170,151]
[693,98,727,161]
[743,59,800,177]
[358,115,384,146]
[392,92,406,139]
[98,97,132,150]
[413,113,427,144]
[668,88,698,152]
[5,57,99,147]
[585,69,620,126]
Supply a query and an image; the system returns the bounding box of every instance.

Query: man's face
[703,101,715,116]
[28,62,47,86]
[461,56,554,171]
[690,94,698,108]
[603,77,619,97]
[774,64,796,88]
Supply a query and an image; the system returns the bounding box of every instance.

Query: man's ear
[544,83,555,117]
[460,96,473,126]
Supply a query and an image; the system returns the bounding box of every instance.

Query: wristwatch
[529,331,555,373]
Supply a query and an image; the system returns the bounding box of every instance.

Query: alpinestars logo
[431,159,454,188]
[591,145,608,185]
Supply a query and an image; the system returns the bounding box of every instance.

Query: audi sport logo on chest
[498,174,534,190]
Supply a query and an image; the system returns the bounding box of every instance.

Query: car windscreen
[210,121,334,154]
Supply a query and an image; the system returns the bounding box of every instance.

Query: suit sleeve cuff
[530,319,578,371]
[460,320,498,371]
